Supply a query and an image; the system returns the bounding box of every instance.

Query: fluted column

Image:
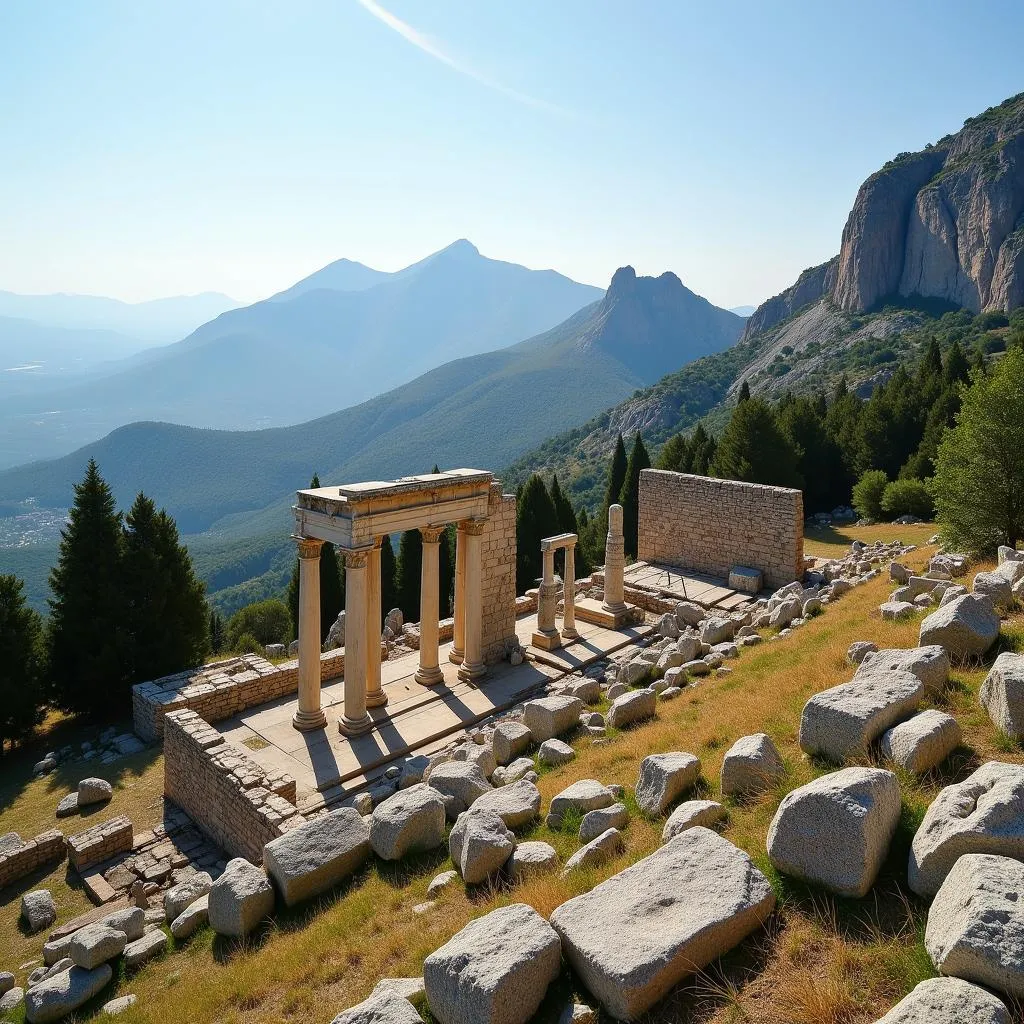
[339,548,373,736]
[457,519,486,682]
[603,503,627,613]
[365,537,387,708]
[449,523,466,664]
[561,540,578,639]
[415,526,445,686]
[292,536,327,731]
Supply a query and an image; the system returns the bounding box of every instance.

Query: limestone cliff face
[741,257,838,340]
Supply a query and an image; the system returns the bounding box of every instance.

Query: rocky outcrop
[741,257,839,340]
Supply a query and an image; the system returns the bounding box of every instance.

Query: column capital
[343,548,370,571]
[461,518,486,537]
[295,536,323,560]
[420,525,446,544]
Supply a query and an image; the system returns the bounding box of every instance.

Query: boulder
[980,652,1024,739]
[909,761,1024,896]
[635,752,701,815]
[470,780,541,830]
[492,721,532,765]
[925,853,1024,998]
[496,758,536,786]
[69,924,126,969]
[873,977,1010,1023]
[331,987,423,1024]
[426,870,459,898]
[369,784,446,861]
[21,890,57,934]
[767,767,901,897]
[507,841,559,880]
[676,634,700,662]
[102,906,145,941]
[563,827,625,874]
[208,860,275,937]
[0,973,14,996]
[563,678,601,704]
[448,809,514,884]
[662,800,727,842]
[56,793,79,817]
[798,669,923,762]
[76,776,112,807]
[607,688,656,730]
[123,929,167,969]
[939,584,969,606]
[919,594,1000,661]
[170,894,209,940]
[674,601,704,627]
[24,964,112,1024]
[462,742,496,780]
[551,827,774,1021]
[537,738,575,766]
[880,601,917,620]
[264,806,370,905]
[547,779,615,829]
[522,695,584,742]
[580,802,629,842]
[973,570,1014,609]
[102,995,139,1017]
[880,710,961,774]
[857,645,950,697]
[720,733,785,797]
[163,871,212,922]
[701,618,734,646]
[424,903,561,1024]
[0,988,23,1016]
[426,761,492,819]
[656,612,679,638]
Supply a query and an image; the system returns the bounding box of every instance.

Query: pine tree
[737,380,751,403]
[550,475,579,535]
[380,535,399,621]
[287,475,344,642]
[618,433,651,559]
[209,608,227,655]
[711,398,802,488]
[0,575,45,755]
[604,434,628,513]
[655,433,691,473]
[688,423,717,475]
[777,396,845,512]
[515,474,560,592]
[48,459,126,715]
[396,529,423,622]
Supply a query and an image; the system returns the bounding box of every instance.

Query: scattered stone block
[494,757,535,786]
[170,894,208,940]
[163,871,212,922]
[563,827,625,874]
[24,963,112,1024]
[580,802,628,841]
[551,827,775,1021]
[662,800,727,842]
[720,733,784,797]
[674,601,704,627]
[449,809,514,884]
[767,767,901,897]
[101,994,138,1016]
[880,601,917,620]
[0,973,13,996]
[857,646,951,698]
[426,870,459,898]
[919,594,1001,661]
[470,780,541,830]
[21,890,57,934]
[607,688,657,730]
[508,841,559,880]
[369,784,446,861]
[729,566,762,594]
[973,570,1014,609]
[426,761,492,819]
[880,710,961,774]
[873,977,1009,1024]
[537,738,575,766]
[123,929,166,969]
[635,752,701,815]
[0,988,23,1015]
[330,987,423,1023]
[980,652,1024,739]
[547,780,615,829]
[56,794,79,818]
[701,618,735,646]
[208,860,274,937]
[522,695,585,742]
[77,778,113,807]
[69,924,126,969]
[371,976,424,1006]
[423,903,562,1024]
[492,722,532,765]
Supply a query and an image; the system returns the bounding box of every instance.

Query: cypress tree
[439,524,455,619]
[48,459,126,715]
[737,380,751,403]
[604,434,628,513]
[550,475,579,535]
[515,474,559,592]
[711,398,802,488]
[0,574,45,755]
[380,535,399,621]
[618,433,651,559]
[396,529,423,622]
[656,433,691,473]
[689,423,717,475]
[209,608,227,655]
[287,474,344,642]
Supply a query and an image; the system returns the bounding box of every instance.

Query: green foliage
[777,395,847,512]
[232,631,265,656]
[604,435,628,513]
[380,535,399,622]
[880,478,934,520]
[933,346,1024,552]
[852,469,890,521]
[209,608,227,655]
[439,524,454,620]
[516,474,559,592]
[711,398,801,488]
[0,574,45,752]
[396,529,423,622]
[655,423,717,476]
[227,598,292,650]
[619,433,651,559]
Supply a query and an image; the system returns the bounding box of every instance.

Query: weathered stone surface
[872,977,1010,1023]
[101,994,138,1016]
[263,806,370,906]
[69,924,125,969]
[24,964,112,1024]
[0,987,23,1015]
[21,890,57,934]
[55,793,79,817]
[492,722,532,765]
[675,601,704,627]
[371,976,425,1005]
[880,710,962,774]
[607,688,657,730]
[701,618,735,646]
[981,653,1024,739]
[721,734,785,797]
[522,695,584,742]
[662,800,727,842]
[925,854,1024,998]
[563,827,625,874]
[580,802,629,841]
[170,894,208,940]
[427,761,492,819]
[426,870,459,898]
[799,669,923,762]
[537,738,575,766]
[919,594,1001,661]
[974,570,1015,608]
[635,752,701,815]
[547,780,615,829]
[767,767,901,897]
[656,612,680,638]
[858,645,951,697]
[880,601,917,620]
[551,827,775,1021]
[508,841,559,880]
[848,641,879,665]
[102,906,145,941]
[0,973,14,996]
[208,860,274,937]
[123,929,166,969]
[163,871,212,922]
[77,778,113,807]
[369,784,446,861]
[330,987,423,1024]
[448,809,514,884]
[470,780,541,830]
[423,903,561,1024]
[909,761,1024,896]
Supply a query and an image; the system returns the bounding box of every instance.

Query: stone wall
[481,485,518,663]
[67,816,133,872]
[163,709,304,864]
[0,830,65,889]
[637,470,804,590]
[133,650,346,742]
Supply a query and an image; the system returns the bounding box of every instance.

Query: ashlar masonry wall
[0,830,65,889]
[638,469,803,589]
[480,483,518,664]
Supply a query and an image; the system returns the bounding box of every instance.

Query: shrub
[227,598,292,649]
[852,469,889,521]
[232,631,265,656]
[881,478,934,520]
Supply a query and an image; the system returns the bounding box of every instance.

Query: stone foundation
[67,816,133,872]
[481,485,519,663]
[0,829,65,889]
[638,470,803,589]
[163,709,304,864]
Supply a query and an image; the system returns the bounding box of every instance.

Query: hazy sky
[2,1,1021,309]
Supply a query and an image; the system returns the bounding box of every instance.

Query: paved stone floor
[220,613,650,811]
[623,561,758,610]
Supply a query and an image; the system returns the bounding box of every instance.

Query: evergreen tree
[550,474,579,535]
[711,398,802,488]
[48,459,126,715]
[618,433,651,559]
[777,396,845,512]
[824,376,863,497]
[0,575,45,755]
[604,434,628,513]
[439,524,454,619]
[943,339,970,388]
[515,474,560,592]
[122,493,209,684]
[380,535,399,621]
[287,475,344,642]
[396,529,423,622]
[209,608,227,655]
[737,380,751,403]
[656,433,691,473]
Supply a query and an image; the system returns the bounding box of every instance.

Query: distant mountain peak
[439,238,480,256]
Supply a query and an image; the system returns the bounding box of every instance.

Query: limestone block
[24,964,112,1024]
[880,601,917,620]
[662,800,727,842]
[676,634,700,661]
[449,809,514,884]
[330,988,423,1024]
[470,780,541,830]
[880,710,961,774]
[0,973,13,996]
[0,988,23,1016]
[635,752,701,815]
[563,827,625,874]
[909,761,1024,896]
[170,894,208,940]
[547,779,615,829]
[76,778,113,808]
[720,733,785,797]
[919,594,1001,661]
[264,807,370,905]
[369,785,446,861]
[550,827,775,1021]
[872,977,1009,1023]
[607,688,657,730]
[974,569,1014,608]
[208,860,274,937]
[674,601,704,627]
[496,757,536,786]
[563,678,601,704]
[508,841,559,880]
[463,742,496,780]
[102,995,139,1017]
[69,924,126,969]
[491,722,532,765]
[729,566,762,594]
[426,761,492,819]
[163,871,212,922]
[523,695,585,743]
[701,618,735,646]
[56,793,79,817]
[857,645,951,698]
[767,767,901,897]
[769,598,802,628]
[423,903,562,1024]
[980,652,1024,738]
[102,906,145,941]
[580,802,629,841]
[655,612,679,639]
[21,890,57,934]
[123,929,167,969]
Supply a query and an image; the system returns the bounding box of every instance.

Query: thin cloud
[354,0,569,115]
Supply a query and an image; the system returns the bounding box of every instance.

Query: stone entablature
[67,816,133,872]
[163,709,303,864]
[638,470,804,590]
[0,829,65,889]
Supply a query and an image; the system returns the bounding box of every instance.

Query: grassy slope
[2,524,1021,1022]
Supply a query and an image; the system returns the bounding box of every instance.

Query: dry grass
[804,521,937,559]
[2,524,1022,1023]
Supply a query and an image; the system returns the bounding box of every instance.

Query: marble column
[415,526,445,686]
[561,540,578,639]
[339,548,373,736]
[365,537,387,708]
[532,544,562,650]
[603,503,627,614]
[457,519,486,682]
[292,537,327,731]
[449,523,466,664]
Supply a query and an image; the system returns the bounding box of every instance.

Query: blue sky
[1,1,1021,309]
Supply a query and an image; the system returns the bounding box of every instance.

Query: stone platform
[619,560,763,610]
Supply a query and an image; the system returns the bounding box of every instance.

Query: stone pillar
[449,523,466,665]
[292,537,327,731]
[562,540,578,639]
[457,520,486,683]
[365,537,387,708]
[339,549,373,737]
[532,543,562,650]
[415,526,445,686]
[603,503,627,613]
